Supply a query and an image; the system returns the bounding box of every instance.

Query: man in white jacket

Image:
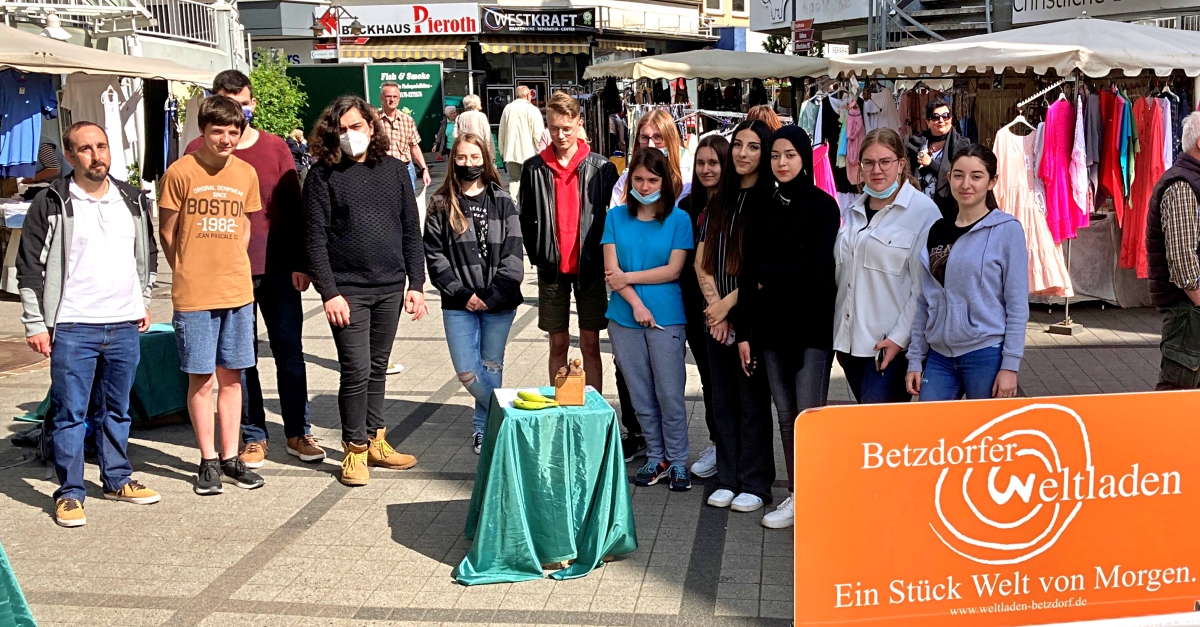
[498,86,545,199]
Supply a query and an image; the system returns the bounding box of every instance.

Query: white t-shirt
[56,180,144,324]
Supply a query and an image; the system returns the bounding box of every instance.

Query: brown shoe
[104,480,161,505]
[55,498,86,528]
[341,442,370,486]
[239,440,267,469]
[367,428,417,470]
[287,435,326,462]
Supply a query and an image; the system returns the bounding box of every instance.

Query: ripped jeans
[443,308,518,433]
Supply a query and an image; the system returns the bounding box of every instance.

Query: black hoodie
[738,126,841,362]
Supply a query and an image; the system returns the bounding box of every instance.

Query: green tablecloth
[30,323,188,423]
[0,542,35,627]
[453,387,638,586]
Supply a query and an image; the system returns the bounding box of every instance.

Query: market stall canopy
[583,50,830,81]
[829,17,1200,78]
[0,24,215,86]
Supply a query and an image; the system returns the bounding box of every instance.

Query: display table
[453,387,638,586]
[30,323,189,423]
[0,199,31,295]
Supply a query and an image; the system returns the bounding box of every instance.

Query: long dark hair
[950,143,1000,210]
[431,132,503,235]
[309,96,390,167]
[689,135,730,216]
[625,148,677,223]
[701,120,772,277]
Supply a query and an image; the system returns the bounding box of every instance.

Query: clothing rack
[1016,76,1076,109]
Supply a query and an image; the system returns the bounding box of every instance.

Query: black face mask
[455,164,484,181]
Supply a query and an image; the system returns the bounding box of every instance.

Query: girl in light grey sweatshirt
[906,144,1030,401]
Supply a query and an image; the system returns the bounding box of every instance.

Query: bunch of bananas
[512,390,559,410]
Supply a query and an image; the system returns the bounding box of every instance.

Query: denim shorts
[173,305,257,374]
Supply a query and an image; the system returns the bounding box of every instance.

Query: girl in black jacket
[738,125,840,529]
[425,132,525,455]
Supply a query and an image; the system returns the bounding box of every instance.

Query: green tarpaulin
[454,387,637,585]
[0,542,35,627]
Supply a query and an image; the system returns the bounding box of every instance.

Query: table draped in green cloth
[0,542,35,627]
[453,387,638,586]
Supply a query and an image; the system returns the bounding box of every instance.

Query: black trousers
[684,310,715,440]
[707,336,775,503]
[330,292,402,445]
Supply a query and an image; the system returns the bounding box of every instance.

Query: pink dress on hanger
[845,101,866,184]
[994,126,1073,298]
[813,143,837,199]
[1039,99,1085,243]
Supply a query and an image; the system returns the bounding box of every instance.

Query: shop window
[705,0,722,14]
[483,52,513,85]
[550,55,576,85]
[732,0,747,15]
[515,54,549,78]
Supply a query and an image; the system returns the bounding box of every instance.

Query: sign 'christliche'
[794,391,1200,626]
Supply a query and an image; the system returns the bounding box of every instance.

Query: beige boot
[367,428,417,470]
[341,442,370,486]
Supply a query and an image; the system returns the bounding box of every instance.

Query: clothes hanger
[1002,114,1036,132]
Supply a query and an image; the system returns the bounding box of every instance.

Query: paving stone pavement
[0,162,1168,626]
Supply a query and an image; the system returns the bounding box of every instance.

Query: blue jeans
[49,322,140,502]
[918,345,1004,401]
[444,308,517,433]
[407,162,417,193]
[608,322,689,465]
[836,352,913,404]
[241,274,311,442]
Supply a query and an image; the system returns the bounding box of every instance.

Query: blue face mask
[864,180,900,200]
[242,106,254,124]
[630,188,662,205]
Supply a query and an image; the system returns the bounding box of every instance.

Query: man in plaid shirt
[379,82,431,193]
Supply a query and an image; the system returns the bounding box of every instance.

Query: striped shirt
[379,109,420,163]
[1161,180,1200,291]
[37,142,59,172]
[699,189,749,298]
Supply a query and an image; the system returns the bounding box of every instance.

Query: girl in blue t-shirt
[602,149,695,492]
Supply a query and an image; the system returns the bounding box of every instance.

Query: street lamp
[311,5,363,63]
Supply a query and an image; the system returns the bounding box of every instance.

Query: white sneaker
[707,489,735,508]
[472,431,483,455]
[386,363,404,375]
[731,493,764,512]
[690,444,717,478]
[761,494,794,528]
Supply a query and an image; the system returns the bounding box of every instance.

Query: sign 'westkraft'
[481,7,597,34]
[794,391,1200,627]
[315,3,480,37]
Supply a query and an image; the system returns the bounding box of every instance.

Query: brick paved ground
[0,162,1167,626]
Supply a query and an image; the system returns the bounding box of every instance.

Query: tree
[248,50,307,137]
[763,35,789,54]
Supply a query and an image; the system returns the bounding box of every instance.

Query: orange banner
[794,391,1200,626]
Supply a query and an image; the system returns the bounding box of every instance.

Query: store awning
[583,49,830,80]
[829,17,1200,78]
[0,24,215,86]
[341,36,468,61]
[597,39,647,53]
[480,37,590,55]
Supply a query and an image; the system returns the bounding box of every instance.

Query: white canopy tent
[0,24,216,87]
[829,17,1200,79]
[583,49,830,81]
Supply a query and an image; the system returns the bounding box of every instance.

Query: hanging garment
[1158,97,1173,170]
[102,86,128,182]
[813,100,825,144]
[1039,99,1084,243]
[1098,90,1127,222]
[1124,97,1165,278]
[1069,95,1089,218]
[1118,93,1133,199]
[1085,92,1102,190]
[812,143,837,199]
[0,70,57,179]
[141,79,169,181]
[993,127,1073,297]
[60,73,121,130]
[845,100,865,185]
[799,98,820,139]
[165,99,180,173]
[821,96,854,193]
[181,94,203,149]
[865,87,901,133]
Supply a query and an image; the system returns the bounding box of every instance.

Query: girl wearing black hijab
[737,125,840,529]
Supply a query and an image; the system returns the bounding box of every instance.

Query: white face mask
[339,130,370,158]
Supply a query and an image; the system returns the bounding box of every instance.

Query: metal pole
[335,12,341,63]
[467,46,474,95]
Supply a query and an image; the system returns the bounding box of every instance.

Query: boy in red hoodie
[519,93,619,389]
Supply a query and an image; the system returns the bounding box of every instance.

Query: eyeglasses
[638,134,665,145]
[928,112,952,122]
[860,158,899,171]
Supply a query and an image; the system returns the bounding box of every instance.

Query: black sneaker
[622,432,647,462]
[220,456,265,490]
[194,459,224,495]
[668,464,692,491]
[635,461,670,487]
[472,431,484,455]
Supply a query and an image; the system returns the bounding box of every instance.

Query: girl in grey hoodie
[906,144,1030,401]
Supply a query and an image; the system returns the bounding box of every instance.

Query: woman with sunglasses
[907,98,966,219]
[834,129,941,404]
